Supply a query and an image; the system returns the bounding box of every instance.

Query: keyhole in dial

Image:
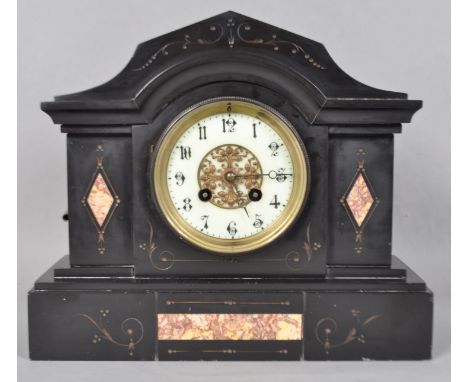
[198,188,212,202]
[248,188,262,202]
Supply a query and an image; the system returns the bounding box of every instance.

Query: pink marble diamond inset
[345,173,374,227]
[86,173,114,227]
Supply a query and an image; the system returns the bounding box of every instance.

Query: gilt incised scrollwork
[166,348,289,355]
[81,145,120,255]
[78,309,144,357]
[198,144,262,209]
[237,23,326,69]
[133,16,326,71]
[138,220,174,271]
[133,24,224,71]
[315,309,381,355]
[340,150,380,255]
[164,299,291,306]
[285,222,321,270]
[140,221,321,272]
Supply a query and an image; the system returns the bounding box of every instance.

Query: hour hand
[232,182,249,217]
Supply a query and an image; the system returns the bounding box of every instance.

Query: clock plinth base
[28,256,432,361]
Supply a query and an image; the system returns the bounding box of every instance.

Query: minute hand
[234,171,293,179]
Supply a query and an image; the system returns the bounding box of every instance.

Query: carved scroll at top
[236,22,326,69]
[132,16,326,71]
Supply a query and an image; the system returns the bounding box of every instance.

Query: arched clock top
[41,11,421,126]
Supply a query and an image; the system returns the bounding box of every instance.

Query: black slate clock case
[29,11,433,361]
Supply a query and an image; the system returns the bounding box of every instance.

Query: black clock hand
[234,171,293,179]
[232,182,250,218]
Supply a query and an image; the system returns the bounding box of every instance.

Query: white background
[16,0,451,381]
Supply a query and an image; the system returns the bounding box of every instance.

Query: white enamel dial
[166,112,293,240]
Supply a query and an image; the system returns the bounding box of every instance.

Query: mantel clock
[28,11,433,361]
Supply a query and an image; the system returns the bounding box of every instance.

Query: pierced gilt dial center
[198,144,263,209]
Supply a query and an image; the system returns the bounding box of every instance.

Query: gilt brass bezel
[152,97,310,254]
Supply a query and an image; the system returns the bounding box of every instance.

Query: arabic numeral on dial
[201,215,209,230]
[178,146,191,160]
[183,197,192,212]
[253,214,264,229]
[269,194,280,209]
[222,118,237,133]
[198,124,207,140]
[275,168,288,182]
[174,172,185,186]
[226,221,237,237]
[269,142,280,156]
